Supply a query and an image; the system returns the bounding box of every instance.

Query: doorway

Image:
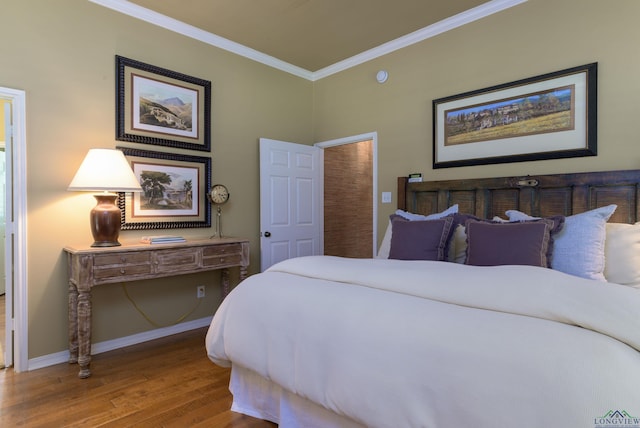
[1,87,28,372]
[259,133,378,270]
[1,99,8,368]
[316,132,378,258]
[323,140,373,258]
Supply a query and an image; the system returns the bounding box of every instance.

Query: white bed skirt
[230,365,364,428]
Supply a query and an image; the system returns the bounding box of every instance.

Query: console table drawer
[203,243,242,257]
[94,264,152,280]
[94,252,151,266]
[203,253,242,268]
[154,248,200,274]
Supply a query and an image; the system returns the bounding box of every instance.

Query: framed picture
[117,147,211,230]
[433,63,597,168]
[116,55,211,152]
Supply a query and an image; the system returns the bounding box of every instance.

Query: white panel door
[259,138,322,272]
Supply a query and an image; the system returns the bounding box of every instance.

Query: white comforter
[206,256,640,428]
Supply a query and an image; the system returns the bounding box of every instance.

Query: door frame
[1,87,28,372]
[316,132,378,257]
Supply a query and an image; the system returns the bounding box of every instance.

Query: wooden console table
[63,237,250,379]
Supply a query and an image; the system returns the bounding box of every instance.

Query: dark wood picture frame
[116,55,211,152]
[433,63,597,168]
[117,147,211,230]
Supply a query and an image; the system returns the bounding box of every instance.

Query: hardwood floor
[0,327,276,427]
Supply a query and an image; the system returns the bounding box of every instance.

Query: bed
[206,169,640,428]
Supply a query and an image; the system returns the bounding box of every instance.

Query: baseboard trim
[27,316,213,371]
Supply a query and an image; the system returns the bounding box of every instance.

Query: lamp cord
[121,283,202,328]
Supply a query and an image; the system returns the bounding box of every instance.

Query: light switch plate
[382,192,392,203]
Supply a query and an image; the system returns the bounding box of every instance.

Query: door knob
[264,231,271,237]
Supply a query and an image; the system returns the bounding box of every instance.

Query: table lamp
[68,148,142,247]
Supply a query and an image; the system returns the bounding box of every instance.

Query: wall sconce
[376,70,389,83]
[68,148,142,247]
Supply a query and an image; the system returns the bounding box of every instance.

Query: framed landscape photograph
[433,63,597,168]
[116,55,211,152]
[117,147,211,230]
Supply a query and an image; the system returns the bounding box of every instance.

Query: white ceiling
[91,0,526,80]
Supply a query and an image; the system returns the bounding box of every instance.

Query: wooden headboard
[398,169,640,224]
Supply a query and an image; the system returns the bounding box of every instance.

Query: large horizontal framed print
[117,147,211,230]
[433,63,597,168]
[116,55,211,152]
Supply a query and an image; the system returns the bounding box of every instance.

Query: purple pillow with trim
[389,216,454,261]
[465,216,564,267]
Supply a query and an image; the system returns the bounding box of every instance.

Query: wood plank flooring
[0,327,276,427]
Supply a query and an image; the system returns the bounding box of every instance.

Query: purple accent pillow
[465,217,564,267]
[389,216,454,261]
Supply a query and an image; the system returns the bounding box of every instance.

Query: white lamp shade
[68,149,142,192]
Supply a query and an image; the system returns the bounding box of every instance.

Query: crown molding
[90,0,527,82]
[311,0,527,81]
[89,0,314,80]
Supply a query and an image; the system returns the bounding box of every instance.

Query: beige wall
[0,0,312,358]
[313,0,640,240]
[1,0,639,361]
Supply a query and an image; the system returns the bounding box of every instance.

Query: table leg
[68,282,78,364]
[221,268,230,297]
[76,288,92,378]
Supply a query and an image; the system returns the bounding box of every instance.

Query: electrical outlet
[197,285,205,298]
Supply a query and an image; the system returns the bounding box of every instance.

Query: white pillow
[376,205,459,258]
[451,224,467,263]
[604,222,640,287]
[394,205,459,221]
[506,205,617,281]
